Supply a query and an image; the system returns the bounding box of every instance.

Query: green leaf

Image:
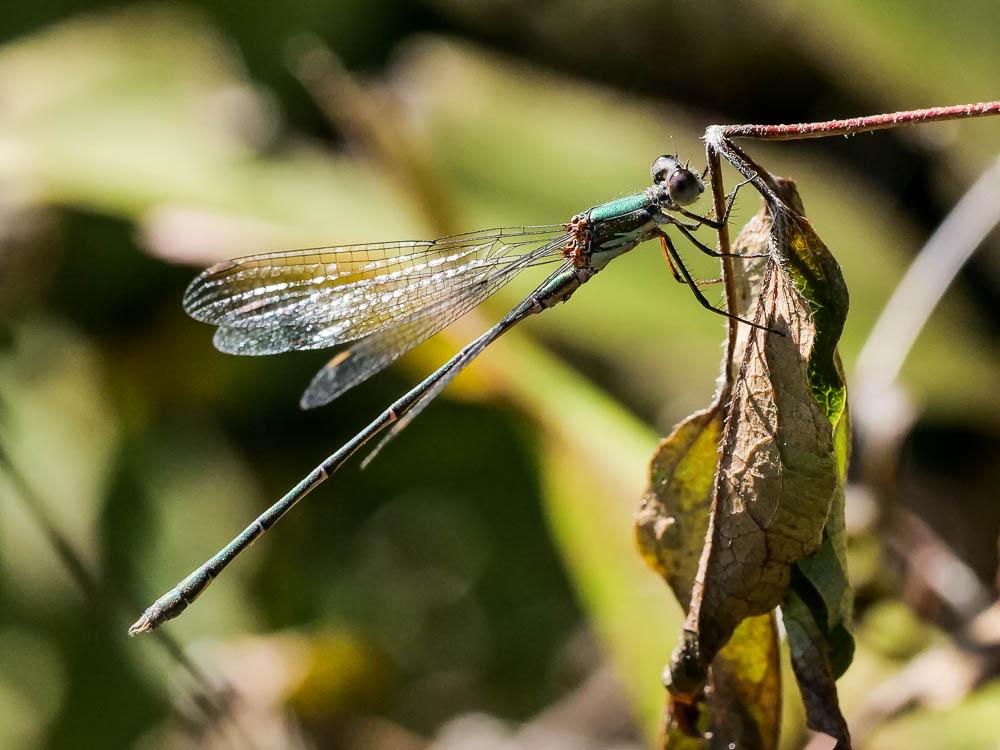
[789,398,854,678]
[783,587,851,747]
[784,364,854,748]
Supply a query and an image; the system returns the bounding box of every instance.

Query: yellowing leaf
[637,381,780,748]
[658,176,852,747]
[709,613,781,749]
[637,406,723,605]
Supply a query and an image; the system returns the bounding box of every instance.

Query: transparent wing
[185,226,568,354]
[300,326,424,410]
[356,259,575,467]
[358,314,510,469]
[298,271,509,409]
[208,243,559,357]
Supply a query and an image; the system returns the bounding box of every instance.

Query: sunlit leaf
[661,176,852,746]
[637,385,780,747]
[784,373,854,747]
[637,406,723,606]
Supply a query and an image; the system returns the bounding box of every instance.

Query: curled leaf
[636,202,786,748]
[784,381,853,748]
[658,175,851,746]
[638,406,782,750]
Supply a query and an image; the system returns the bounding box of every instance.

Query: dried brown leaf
[660,177,851,746]
[637,208,785,748]
[637,405,781,749]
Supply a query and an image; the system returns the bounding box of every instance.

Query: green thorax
[588,191,652,222]
[585,190,659,267]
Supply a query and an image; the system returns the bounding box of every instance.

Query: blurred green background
[0,2,998,749]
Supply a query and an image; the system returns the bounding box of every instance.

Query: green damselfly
[130,155,764,636]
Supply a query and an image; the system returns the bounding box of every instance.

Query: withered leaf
[659,177,851,747]
[637,406,724,607]
[636,199,787,749]
[637,406,782,750]
[784,382,853,748]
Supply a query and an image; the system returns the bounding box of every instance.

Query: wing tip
[300,350,353,409]
[182,260,241,318]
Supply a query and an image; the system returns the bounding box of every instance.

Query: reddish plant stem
[704,144,738,397]
[720,101,1000,140]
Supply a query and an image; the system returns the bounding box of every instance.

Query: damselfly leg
[659,232,778,334]
[675,177,756,230]
[658,235,721,288]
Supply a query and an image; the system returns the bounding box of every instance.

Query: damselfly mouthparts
[129,155,766,636]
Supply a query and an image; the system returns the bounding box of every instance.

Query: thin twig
[849,601,1000,745]
[851,156,1000,629]
[288,35,457,236]
[720,101,1000,140]
[703,132,788,393]
[707,130,784,199]
[704,143,738,396]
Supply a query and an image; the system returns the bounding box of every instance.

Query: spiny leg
[672,221,768,261]
[660,232,780,335]
[676,177,754,229]
[658,236,720,287]
[659,234,683,283]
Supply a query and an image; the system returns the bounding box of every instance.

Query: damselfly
[129,155,765,636]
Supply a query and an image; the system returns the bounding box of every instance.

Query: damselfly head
[651,154,682,183]
[651,154,704,207]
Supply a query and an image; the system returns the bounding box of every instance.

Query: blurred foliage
[0,2,997,749]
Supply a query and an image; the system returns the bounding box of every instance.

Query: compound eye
[667,168,704,206]
[651,154,680,183]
